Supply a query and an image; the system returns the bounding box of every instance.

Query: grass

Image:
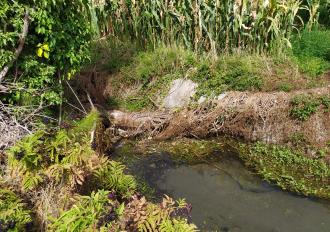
[239,142,330,199]
[94,39,329,112]
[292,30,330,77]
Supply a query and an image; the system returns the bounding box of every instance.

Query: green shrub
[0,0,93,106]
[293,30,330,60]
[295,56,330,77]
[290,94,330,121]
[278,83,294,92]
[0,189,32,232]
[320,95,330,110]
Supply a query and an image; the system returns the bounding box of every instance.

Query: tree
[0,0,93,106]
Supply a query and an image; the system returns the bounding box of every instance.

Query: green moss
[239,143,330,199]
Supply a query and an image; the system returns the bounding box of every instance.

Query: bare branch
[66,80,87,114]
[0,11,30,83]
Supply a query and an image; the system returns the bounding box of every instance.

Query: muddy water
[117,149,330,232]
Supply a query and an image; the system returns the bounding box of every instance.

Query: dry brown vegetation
[107,86,330,150]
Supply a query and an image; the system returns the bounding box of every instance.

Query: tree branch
[0,11,30,83]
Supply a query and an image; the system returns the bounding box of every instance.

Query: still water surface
[118,149,330,232]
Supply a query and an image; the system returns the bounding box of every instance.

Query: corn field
[95,0,316,53]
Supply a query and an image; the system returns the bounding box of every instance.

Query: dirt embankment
[73,71,330,148]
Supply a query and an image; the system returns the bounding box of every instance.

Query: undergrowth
[0,189,32,232]
[50,190,196,231]
[1,110,196,231]
[240,142,330,199]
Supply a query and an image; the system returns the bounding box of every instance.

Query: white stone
[198,96,207,104]
[163,79,197,109]
[217,93,227,101]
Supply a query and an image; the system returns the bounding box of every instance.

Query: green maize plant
[94,0,317,54]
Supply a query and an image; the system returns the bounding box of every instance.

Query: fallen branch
[107,86,330,146]
[0,11,30,83]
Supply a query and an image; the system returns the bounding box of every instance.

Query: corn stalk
[96,0,317,53]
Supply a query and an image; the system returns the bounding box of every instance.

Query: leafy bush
[0,189,32,232]
[0,0,93,106]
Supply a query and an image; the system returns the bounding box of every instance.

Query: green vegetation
[49,190,122,231]
[2,0,330,230]
[292,30,330,76]
[240,142,330,198]
[0,0,95,107]
[0,112,196,231]
[290,94,330,121]
[7,111,101,190]
[100,0,313,54]
[97,42,329,111]
[93,162,137,198]
[0,189,32,232]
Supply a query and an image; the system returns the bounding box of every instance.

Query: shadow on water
[114,145,330,232]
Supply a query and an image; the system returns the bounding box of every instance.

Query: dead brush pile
[109,86,330,147]
[0,103,34,152]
